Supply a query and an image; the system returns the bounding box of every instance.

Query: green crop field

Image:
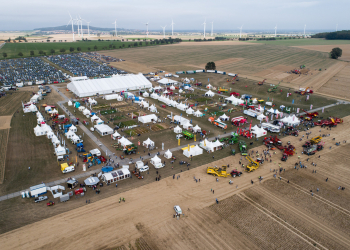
[249,38,350,46]
[0,40,167,59]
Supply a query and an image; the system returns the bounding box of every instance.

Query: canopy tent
[51,135,60,146]
[48,109,58,114]
[158,78,178,85]
[267,108,280,114]
[164,149,172,159]
[257,114,267,121]
[37,117,44,124]
[200,139,214,152]
[88,98,98,105]
[46,131,54,139]
[150,93,159,99]
[65,130,76,139]
[112,131,121,140]
[83,109,91,116]
[67,74,152,97]
[55,145,66,156]
[179,89,183,93]
[24,104,38,113]
[193,110,203,117]
[71,134,82,144]
[84,177,99,186]
[148,104,158,113]
[212,139,223,149]
[68,100,73,106]
[36,111,43,118]
[205,90,215,97]
[251,126,267,138]
[173,115,189,125]
[143,92,149,97]
[174,125,182,133]
[78,106,86,112]
[225,95,244,105]
[150,155,162,168]
[105,94,122,100]
[177,103,188,111]
[163,90,169,94]
[183,123,193,130]
[45,106,52,112]
[255,106,265,113]
[90,114,99,122]
[186,107,194,114]
[69,124,77,132]
[281,115,300,126]
[140,101,149,108]
[95,118,104,125]
[183,145,203,158]
[170,86,175,90]
[183,78,190,83]
[118,137,132,146]
[34,125,44,136]
[206,83,213,89]
[219,113,230,121]
[192,124,201,133]
[94,124,113,136]
[143,138,155,148]
[138,114,157,124]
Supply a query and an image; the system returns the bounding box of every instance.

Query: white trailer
[243,110,257,118]
[261,123,280,133]
[29,183,47,197]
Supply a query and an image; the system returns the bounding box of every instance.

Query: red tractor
[263,135,284,150]
[230,169,243,177]
[286,130,299,137]
[60,118,70,124]
[99,156,107,162]
[47,201,55,206]
[302,109,318,120]
[314,117,343,127]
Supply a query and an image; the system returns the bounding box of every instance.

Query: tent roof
[158,78,178,84]
[220,113,229,119]
[143,138,154,144]
[193,124,201,130]
[94,124,113,133]
[67,74,152,97]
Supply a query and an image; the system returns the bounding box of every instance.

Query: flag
[297,108,300,113]
[310,104,313,110]
[322,107,324,113]
[266,117,269,122]
[208,78,209,82]
[188,144,190,151]
[268,97,269,101]
[276,113,279,119]
[292,99,294,104]
[271,114,273,121]
[280,112,283,118]
[306,95,309,100]
[287,93,289,97]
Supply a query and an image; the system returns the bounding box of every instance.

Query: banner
[306,95,309,100]
[310,104,313,110]
[297,108,300,113]
[322,107,324,113]
[178,139,180,146]
[287,93,289,97]
[292,99,294,104]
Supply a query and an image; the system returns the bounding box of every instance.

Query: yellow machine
[207,166,229,177]
[245,156,260,172]
[218,88,228,93]
[310,136,322,145]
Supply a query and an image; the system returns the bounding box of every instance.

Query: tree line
[311,30,350,40]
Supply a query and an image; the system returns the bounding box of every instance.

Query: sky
[0,0,349,31]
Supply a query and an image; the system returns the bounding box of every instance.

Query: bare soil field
[293,44,350,62]
[170,41,258,46]
[1,116,350,249]
[0,92,31,116]
[0,116,12,129]
[317,64,350,100]
[0,129,9,184]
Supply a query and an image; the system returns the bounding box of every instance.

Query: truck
[239,140,248,155]
[213,119,227,129]
[261,123,280,133]
[124,144,138,155]
[34,196,48,203]
[207,166,229,177]
[60,194,70,202]
[182,130,194,139]
[61,163,75,173]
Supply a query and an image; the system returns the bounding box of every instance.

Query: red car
[99,156,107,162]
[47,201,55,206]
[161,105,166,108]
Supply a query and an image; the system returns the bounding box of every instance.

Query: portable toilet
[21,192,25,198]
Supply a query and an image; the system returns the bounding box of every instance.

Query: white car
[139,165,149,172]
[174,205,182,214]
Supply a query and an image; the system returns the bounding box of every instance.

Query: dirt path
[0,116,12,129]
[1,116,350,249]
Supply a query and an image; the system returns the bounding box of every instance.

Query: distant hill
[35,25,128,32]
[312,30,350,40]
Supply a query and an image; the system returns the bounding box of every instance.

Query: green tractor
[229,132,239,145]
[182,130,194,139]
[239,140,248,156]
[124,144,138,155]
[267,82,280,93]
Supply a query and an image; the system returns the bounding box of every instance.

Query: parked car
[139,165,149,172]
[47,201,55,206]
[34,196,48,203]
[174,205,182,214]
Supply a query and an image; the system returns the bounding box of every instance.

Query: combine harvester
[301,109,319,120]
[267,83,280,93]
[295,87,313,95]
[314,117,343,127]
[281,144,296,161]
[245,156,260,172]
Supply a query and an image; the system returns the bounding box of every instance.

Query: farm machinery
[229,132,239,144]
[263,135,284,150]
[302,136,324,155]
[258,79,266,85]
[230,169,243,177]
[301,109,318,120]
[281,144,296,161]
[182,130,194,139]
[231,116,247,126]
[295,87,313,95]
[218,88,228,93]
[239,140,248,155]
[124,144,138,155]
[230,92,240,97]
[245,156,260,172]
[207,165,229,177]
[267,83,280,93]
[314,117,343,127]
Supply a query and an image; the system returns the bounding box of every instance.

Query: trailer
[60,194,70,202]
[30,183,47,197]
[213,119,227,129]
[243,109,257,118]
[261,123,280,133]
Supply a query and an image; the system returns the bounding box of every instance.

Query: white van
[174,205,182,214]
[62,165,75,173]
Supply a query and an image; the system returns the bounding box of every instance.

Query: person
[119,197,121,203]
[216,198,219,204]
[123,197,125,202]
[115,183,118,188]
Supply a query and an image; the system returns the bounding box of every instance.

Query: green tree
[30,51,34,56]
[7,37,11,42]
[87,47,91,51]
[60,48,66,52]
[39,50,44,55]
[330,47,342,59]
[70,47,74,52]
[205,62,216,70]
[134,42,138,46]
[139,42,142,46]
[94,45,98,50]
[47,39,50,42]
[109,44,112,48]
[128,44,131,48]
[112,45,116,49]
[122,44,125,47]
[2,52,7,59]
[77,47,81,51]
[50,49,55,54]
[18,52,23,57]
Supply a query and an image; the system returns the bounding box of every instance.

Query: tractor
[302,109,318,120]
[230,92,240,97]
[263,135,284,150]
[230,169,243,177]
[182,130,194,139]
[207,166,229,177]
[124,144,138,155]
[267,82,280,93]
[239,140,248,155]
[229,132,239,145]
[218,88,228,93]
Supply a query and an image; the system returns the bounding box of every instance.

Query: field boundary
[0,129,10,184]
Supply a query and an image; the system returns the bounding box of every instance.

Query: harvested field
[111,101,128,107]
[119,106,137,112]
[0,129,9,184]
[0,116,12,129]
[318,64,350,100]
[0,91,31,116]
[293,44,350,62]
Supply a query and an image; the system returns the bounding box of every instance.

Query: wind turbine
[112,20,117,37]
[238,25,243,38]
[274,25,277,37]
[211,22,213,36]
[145,22,149,38]
[86,21,91,37]
[76,16,80,37]
[304,24,306,37]
[161,25,166,39]
[171,19,175,36]
[67,13,76,41]
[203,19,206,38]
[79,16,83,38]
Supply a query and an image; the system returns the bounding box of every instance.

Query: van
[62,165,75,173]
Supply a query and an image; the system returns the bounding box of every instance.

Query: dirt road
[1,116,350,249]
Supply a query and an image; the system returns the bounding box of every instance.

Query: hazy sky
[0,0,348,31]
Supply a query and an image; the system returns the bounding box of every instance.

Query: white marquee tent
[69,124,77,132]
[183,123,193,130]
[143,92,149,97]
[164,149,172,159]
[149,104,158,113]
[206,83,213,89]
[219,113,230,121]
[174,125,182,133]
[205,90,215,97]
[194,110,203,117]
[150,155,163,168]
[94,124,113,136]
[257,114,267,121]
[143,138,155,148]
[112,131,121,140]
[67,74,152,97]
[83,109,91,116]
[281,115,300,126]
[251,125,267,138]
[158,78,178,85]
[68,100,73,106]
[118,137,132,146]
[186,107,194,114]
[193,125,201,133]
[105,94,122,100]
[183,145,203,158]
[138,114,157,124]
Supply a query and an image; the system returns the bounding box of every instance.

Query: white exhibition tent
[219,113,230,121]
[71,134,82,144]
[225,95,244,105]
[83,109,91,116]
[140,101,149,108]
[151,93,159,99]
[158,78,178,85]
[45,106,51,112]
[105,94,122,100]
[68,100,73,106]
[257,114,267,121]
[186,107,194,114]
[46,131,54,139]
[94,124,113,136]
[51,135,60,146]
[78,106,85,112]
[212,139,223,149]
[173,115,190,125]
[55,145,66,156]
[183,145,203,158]
[88,98,98,105]
[143,92,149,97]
[200,139,214,152]
[177,103,188,111]
[267,108,280,114]
[24,104,38,113]
[95,118,104,124]
[281,115,300,126]
[67,74,152,97]
[205,90,215,97]
[183,123,193,130]
[251,125,268,138]
[65,130,76,139]
[170,86,175,90]
[174,125,182,133]
[118,137,132,146]
[194,110,203,117]
[90,114,99,122]
[143,138,155,148]
[112,131,121,140]
[164,149,172,159]
[193,125,201,133]
[150,155,162,168]
[69,125,77,132]
[138,114,158,124]
[49,108,58,114]
[34,125,44,136]
[206,83,213,89]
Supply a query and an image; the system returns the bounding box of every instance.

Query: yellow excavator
[245,156,260,172]
[207,165,229,177]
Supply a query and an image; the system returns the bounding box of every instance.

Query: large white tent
[143,92,149,97]
[148,104,157,113]
[150,155,163,168]
[138,114,157,124]
[173,115,189,125]
[183,145,203,158]
[219,113,230,121]
[118,137,132,146]
[164,149,172,159]
[158,78,178,85]
[105,94,122,100]
[143,138,155,148]
[174,125,182,133]
[251,125,267,138]
[281,115,300,126]
[112,131,121,140]
[94,124,113,136]
[193,124,201,133]
[257,114,267,121]
[194,110,203,117]
[67,74,152,97]
[205,90,215,97]
[177,103,188,111]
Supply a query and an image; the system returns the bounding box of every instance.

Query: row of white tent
[23,103,38,113]
[64,126,83,144]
